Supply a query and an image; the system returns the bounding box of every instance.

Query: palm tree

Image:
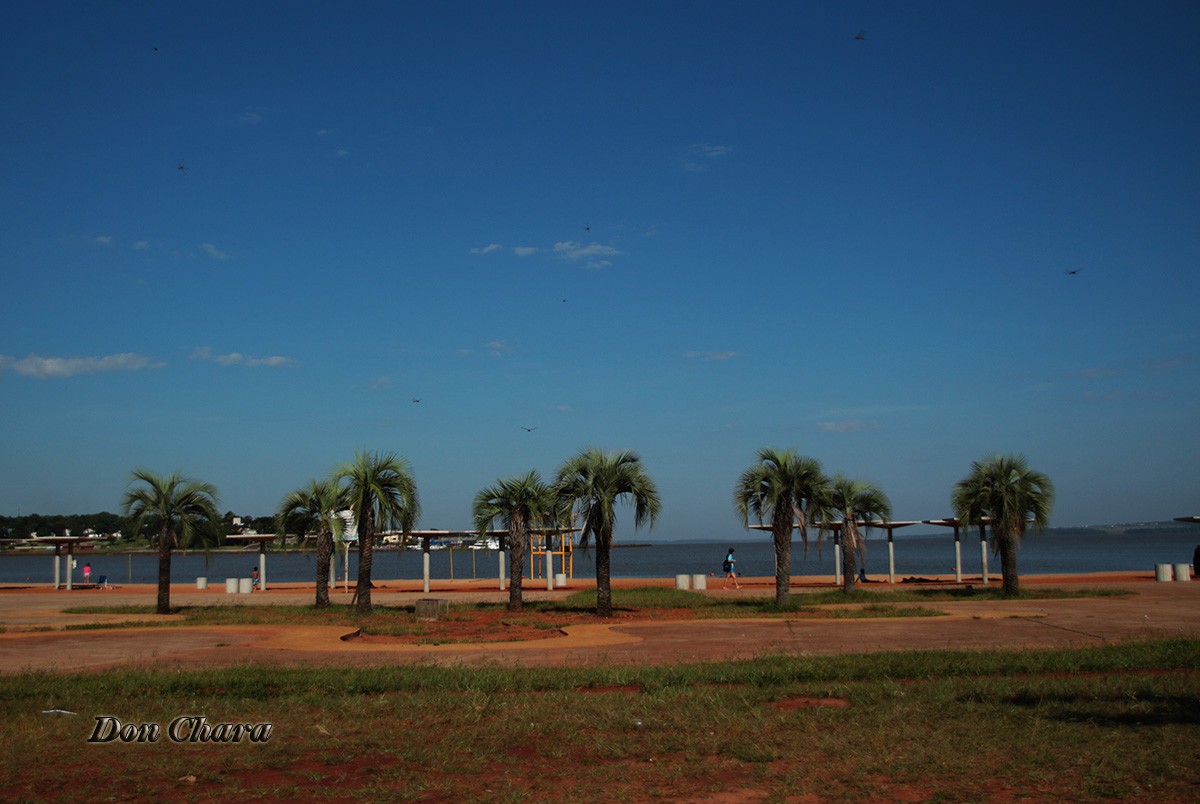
[952,453,1054,597]
[121,470,221,614]
[335,451,420,613]
[555,449,660,617]
[473,470,562,612]
[275,478,345,608]
[734,448,832,606]
[828,475,892,593]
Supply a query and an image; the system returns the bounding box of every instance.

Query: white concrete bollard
[691,574,707,590]
[1155,564,1173,582]
[1173,563,1191,582]
[555,572,567,587]
[196,577,208,590]
[675,574,690,590]
[238,577,253,594]
[225,578,238,594]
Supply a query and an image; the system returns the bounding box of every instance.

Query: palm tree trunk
[841,526,858,594]
[509,516,526,612]
[596,532,613,617]
[999,528,1020,597]
[771,504,793,606]
[156,528,172,615]
[356,507,375,613]
[315,530,332,608]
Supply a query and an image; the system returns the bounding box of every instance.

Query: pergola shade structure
[923,517,993,584]
[749,518,985,584]
[18,536,96,590]
[382,528,581,594]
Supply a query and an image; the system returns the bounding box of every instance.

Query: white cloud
[690,143,734,159]
[91,235,113,246]
[199,243,231,260]
[553,241,622,262]
[513,246,539,257]
[334,149,348,157]
[817,420,881,433]
[684,350,739,361]
[0,352,157,379]
[239,112,264,125]
[133,240,150,250]
[317,128,330,137]
[191,347,294,368]
[485,340,510,357]
[683,143,734,172]
[471,243,502,254]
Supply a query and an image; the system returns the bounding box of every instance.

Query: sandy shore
[0,571,1196,673]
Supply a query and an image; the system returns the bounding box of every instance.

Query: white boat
[470,537,500,550]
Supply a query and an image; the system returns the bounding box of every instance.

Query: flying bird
[176,160,188,173]
[520,426,537,432]
[412,398,421,403]
[583,225,591,232]
[854,31,866,41]
[1064,269,1080,276]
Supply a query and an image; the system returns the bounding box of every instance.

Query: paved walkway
[1,574,1197,673]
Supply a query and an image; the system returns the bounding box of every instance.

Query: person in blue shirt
[722,548,740,589]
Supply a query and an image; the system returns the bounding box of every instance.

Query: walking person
[722,547,740,589]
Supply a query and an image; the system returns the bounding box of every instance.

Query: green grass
[1,640,1196,801]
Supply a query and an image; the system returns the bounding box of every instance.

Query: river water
[3,530,1198,586]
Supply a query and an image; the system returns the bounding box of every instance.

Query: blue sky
[2,1,1198,538]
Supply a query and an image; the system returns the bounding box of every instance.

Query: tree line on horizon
[105,449,1056,616]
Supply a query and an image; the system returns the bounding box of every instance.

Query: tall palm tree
[952,453,1054,597]
[734,448,832,606]
[335,451,420,613]
[828,475,892,593]
[555,449,660,617]
[275,478,345,608]
[121,470,221,614]
[473,470,562,612]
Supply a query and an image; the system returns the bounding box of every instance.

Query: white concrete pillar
[954,532,963,583]
[499,548,506,590]
[979,529,989,584]
[675,574,690,590]
[422,537,431,594]
[546,541,555,591]
[887,532,896,584]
